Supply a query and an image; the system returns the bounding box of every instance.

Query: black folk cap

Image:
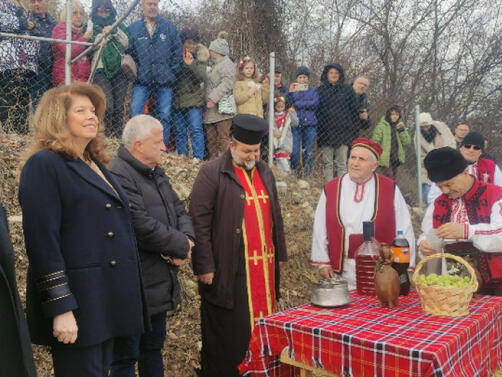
[424,146,468,182]
[231,114,269,145]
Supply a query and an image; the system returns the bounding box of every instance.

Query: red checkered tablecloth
[239,291,502,377]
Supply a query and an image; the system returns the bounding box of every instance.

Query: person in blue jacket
[127,0,182,146]
[287,66,319,177]
[18,83,146,377]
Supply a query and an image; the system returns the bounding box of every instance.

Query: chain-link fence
[2,0,501,211]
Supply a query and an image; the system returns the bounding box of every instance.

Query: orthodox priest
[311,138,415,289]
[418,147,502,295]
[189,114,287,377]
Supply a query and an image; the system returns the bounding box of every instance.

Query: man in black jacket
[316,63,358,182]
[108,114,195,377]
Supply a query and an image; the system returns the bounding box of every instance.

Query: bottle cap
[363,221,374,241]
[397,229,403,235]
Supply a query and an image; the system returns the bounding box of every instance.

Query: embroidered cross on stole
[233,164,276,331]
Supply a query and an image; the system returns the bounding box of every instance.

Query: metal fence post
[415,104,423,207]
[65,0,72,85]
[268,52,275,167]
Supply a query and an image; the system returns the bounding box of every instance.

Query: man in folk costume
[311,138,415,288]
[419,147,502,295]
[428,131,502,203]
[190,113,287,377]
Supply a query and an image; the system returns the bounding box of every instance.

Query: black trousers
[52,338,114,377]
[200,254,252,377]
[93,71,128,138]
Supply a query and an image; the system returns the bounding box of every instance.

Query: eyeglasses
[462,144,481,151]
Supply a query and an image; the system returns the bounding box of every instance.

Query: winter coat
[28,12,57,73]
[0,1,39,73]
[234,78,269,118]
[172,44,209,109]
[316,63,358,146]
[18,150,146,347]
[419,120,456,184]
[287,87,319,127]
[51,23,90,85]
[0,206,37,377]
[189,150,288,309]
[127,16,182,87]
[371,116,412,167]
[109,146,195,315]
[203,55,236,124]
[90,19,131,79]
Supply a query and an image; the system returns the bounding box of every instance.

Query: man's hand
[359,110,368,120]
[319,266,335,279]
[206,100,215,109]
[273,129,281,138]
[53,311,78,344]
[27,19,35,30]
[288,106,296,114]
[102,25,112,34]
[289,82,297,93]
[418,240,438,257]
[437,222,465,239]
[171,258,187,266]
[197,272,214,285]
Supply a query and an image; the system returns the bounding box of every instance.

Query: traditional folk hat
[351,138,383,159]
[231,114,268,145]
[424,146,467,182]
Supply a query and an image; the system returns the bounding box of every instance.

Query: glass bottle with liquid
[355,221,380,296]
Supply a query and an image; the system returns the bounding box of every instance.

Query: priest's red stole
[324,174,396,273]
[233,164,276,331]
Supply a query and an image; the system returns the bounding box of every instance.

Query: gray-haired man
[108,114,195,377]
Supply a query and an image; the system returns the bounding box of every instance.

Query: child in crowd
[273,96,297,172]
[371,105,411,179]
[287,66,319,177]
[233,56,269,118]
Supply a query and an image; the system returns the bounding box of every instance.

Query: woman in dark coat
[18,83,146,377]
[0,205,37,377]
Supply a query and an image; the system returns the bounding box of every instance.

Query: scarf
[420,125,437,143]
[91,15,129,79]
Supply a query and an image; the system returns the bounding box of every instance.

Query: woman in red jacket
[51,0,92,85]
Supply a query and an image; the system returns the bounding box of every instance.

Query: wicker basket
[412,253,479,317]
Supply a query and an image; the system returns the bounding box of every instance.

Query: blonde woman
[18,83,145,377]
[51,1,92,85]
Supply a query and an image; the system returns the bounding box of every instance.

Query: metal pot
[311,277,351,308]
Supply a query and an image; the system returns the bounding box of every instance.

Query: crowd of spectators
[0,0,496,182]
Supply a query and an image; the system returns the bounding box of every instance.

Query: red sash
[324,174,396,273]
[433,179,502,284]
[477,158,495,184]
[233,164,276,331]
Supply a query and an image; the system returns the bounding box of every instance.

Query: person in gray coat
[108,114,195,377]
[203,31,236,159]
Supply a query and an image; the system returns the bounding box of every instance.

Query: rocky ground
[1,133,500,377]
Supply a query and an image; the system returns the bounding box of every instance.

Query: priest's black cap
[424,147,467,182]
[231,114,268,145]
[461,131,485,151]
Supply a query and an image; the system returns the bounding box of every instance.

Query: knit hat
[351,138,383,159]
[208,31,229,56]
[274,65,281,73]
[231,114,268,145]
[419,112,433,126]
[179,27,200,43]
[296,66,310,78]
[424,147,467,182]
[461,131,485,151]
